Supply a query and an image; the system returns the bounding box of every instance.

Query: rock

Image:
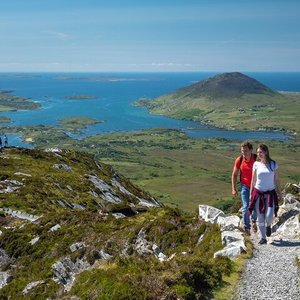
[272,215,300,239]
[22,280,45,295]
[0,249,12,266]
[49,224,61,232]
[112,213,126,219]
[0,272,12,289]
[198,205,225,223]
[45,148,62,153]
[89,175,122,204]
[53,164,72,172]
[14,172,32,177]
[52,257,91,291]
[217,215,240,229]
[152,244,168,262]
[29,236,40,245]
[0,208,41,222]
[214,245,245,258]
[70,242,86,253]
[133,229,153,255]
[221,230,245,246]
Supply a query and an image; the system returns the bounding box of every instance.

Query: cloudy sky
[0,0,299,72]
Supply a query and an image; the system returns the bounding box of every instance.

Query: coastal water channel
[1,72,298,148]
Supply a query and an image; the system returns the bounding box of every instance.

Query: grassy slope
[0,148,235,299]
[137,92,300,135]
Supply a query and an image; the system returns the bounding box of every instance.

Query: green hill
[0,147,233,299]
[135,72,300,135]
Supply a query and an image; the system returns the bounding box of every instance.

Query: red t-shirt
[234,154,256,188]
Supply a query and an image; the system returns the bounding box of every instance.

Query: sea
[0,72,299,148]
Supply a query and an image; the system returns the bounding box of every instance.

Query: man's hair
[240,141,253,150]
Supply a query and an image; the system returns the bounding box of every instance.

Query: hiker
[232,141,257,235]
[0,137,2,151]
[3,135,8,147]
[249,144,281,245]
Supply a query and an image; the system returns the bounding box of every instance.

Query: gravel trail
[238,233,300,300]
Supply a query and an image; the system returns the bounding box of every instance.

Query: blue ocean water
[0,72,299,147]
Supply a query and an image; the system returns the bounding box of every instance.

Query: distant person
[249,144,281,244]
[232,141,257,235]
[4,135,8,147]
[0,137,2,149]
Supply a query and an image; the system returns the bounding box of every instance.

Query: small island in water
[58,117,104,131]
[64,94,97,100]
[0,90,40,111]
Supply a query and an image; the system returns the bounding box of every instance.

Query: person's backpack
[237,153,257,168]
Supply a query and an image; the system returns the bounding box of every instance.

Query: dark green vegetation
[0,116,11,123]
[0,148,234,299]
[0,90,41,112]
[135,72,300,135]
[58,117,104,132]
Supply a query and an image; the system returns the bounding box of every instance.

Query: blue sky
[0,0,299,72]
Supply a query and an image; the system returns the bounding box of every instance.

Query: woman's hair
[257,143,275,170]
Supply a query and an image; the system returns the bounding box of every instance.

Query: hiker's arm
[274,169,281,199]
[250,169,256,198]
[231,166,239,196]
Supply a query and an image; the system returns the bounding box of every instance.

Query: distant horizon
[1,70,300,74]
[1,1,299,73]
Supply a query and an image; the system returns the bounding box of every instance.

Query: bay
[0,72,298,147]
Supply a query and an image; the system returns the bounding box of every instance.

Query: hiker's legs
[256,199,267,240]
[266,203,275,227]
[241,184,250,230]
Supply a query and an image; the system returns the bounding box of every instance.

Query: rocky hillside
[0,147,232,299]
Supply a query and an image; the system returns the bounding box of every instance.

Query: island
[58,117,104,131]
[0,90,41,111]
[64,95,97,100]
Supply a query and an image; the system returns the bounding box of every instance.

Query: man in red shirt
[232,141,257,235]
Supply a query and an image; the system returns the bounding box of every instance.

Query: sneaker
[252,221,258,233]
[266,226,271,237]
[258,238,267,245]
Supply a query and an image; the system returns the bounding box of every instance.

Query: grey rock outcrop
[198,205,225,223]
[0,208,41,222]
[22,280,45,295]
[53,164,73,172]
[52,257,91,292]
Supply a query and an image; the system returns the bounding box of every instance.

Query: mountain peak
[181,72,277,99]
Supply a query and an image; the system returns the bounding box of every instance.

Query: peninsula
[135,72,300,135]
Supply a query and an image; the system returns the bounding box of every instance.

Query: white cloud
[42,30,69,40]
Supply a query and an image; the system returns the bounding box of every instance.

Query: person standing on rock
[249,144,281,245]
[232,141,257,235]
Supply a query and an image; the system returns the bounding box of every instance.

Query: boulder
[22,280,45,295]
[198,205,225,224]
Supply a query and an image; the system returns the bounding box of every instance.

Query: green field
[14,126,299,213]
[136,92,300,136]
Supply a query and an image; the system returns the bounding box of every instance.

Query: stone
[49,224,61,232]
[22,280,45,295]
[214,245,245,258]
[29,236,40,245]
[198,205,225,223]
[221,230,244,246]
[0,272,12,289]
[217,215,241,229]
[53,164,73,172]
[70,242,86,253]
[273,215,300,239]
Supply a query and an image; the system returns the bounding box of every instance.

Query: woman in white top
[249,144,281,245]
